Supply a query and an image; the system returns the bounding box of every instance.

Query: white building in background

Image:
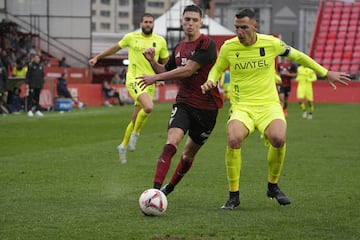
[0,0,322,67]
[91,0,177,33]
[91,0,321,53]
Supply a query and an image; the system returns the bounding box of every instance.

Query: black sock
[230,191,239,199]
[153,182,161,190]
[165,183,174,193]
[268,182,278,191]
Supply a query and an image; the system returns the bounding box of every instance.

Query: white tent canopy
[152,0,235,37]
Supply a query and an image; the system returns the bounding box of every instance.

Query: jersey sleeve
[286,47,328,77]
[158,37,169,60]
[164,47,177,71]
[190,39,217,67]
[272,37,327,77]
[207,44,229,83]
[118,33,131,49]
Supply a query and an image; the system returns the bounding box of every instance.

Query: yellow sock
[133,109,149,134]
[267,144,286,184]
[299,102,306,111]
[225,146,241,192]
[309,104,314,114]
[121,122,134,147]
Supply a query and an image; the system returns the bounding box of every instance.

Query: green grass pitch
[1,102,359,239]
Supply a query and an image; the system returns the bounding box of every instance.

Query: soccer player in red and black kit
[138,4,223,195]
[277,57,297,116]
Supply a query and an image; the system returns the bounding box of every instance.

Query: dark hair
[235,8,256,19]
[141,13,154,22]
[183,4,203,18]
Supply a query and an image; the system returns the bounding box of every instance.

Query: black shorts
[168,103,218,145]
[279,86,291,97]
[59,90,72,99]
[0,79,7,92]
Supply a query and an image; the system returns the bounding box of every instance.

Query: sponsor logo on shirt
[234,60,269,70]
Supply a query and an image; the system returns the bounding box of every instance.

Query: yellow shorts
[297,85,313,101]
[126,78,155,106]
[228,102,286,135]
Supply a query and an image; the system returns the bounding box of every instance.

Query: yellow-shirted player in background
[296,65,317,119]
[220,69,231,101]
[89,13,169,164]
[201,8,351,210]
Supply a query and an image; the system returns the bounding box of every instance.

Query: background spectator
[0,60,8,114]
[111,73,121,84]
[58,57,70,67]
[57,73,85,109]
[26,54,44,117]
[6,86,24,113]
[102,80,124,107]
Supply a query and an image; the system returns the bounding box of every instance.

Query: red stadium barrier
[288,81,360,103]
[37,81,360,109]
[44,67,92,84]
[38,83,180,108]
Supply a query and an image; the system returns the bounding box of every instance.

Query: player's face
[141,16,154,35]
[234,16,257,46]
[181,11,202,38]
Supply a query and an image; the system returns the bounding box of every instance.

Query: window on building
[91,22,96,31]
[118,12,129,18]
[147,1,164,8]
[118,24,129,31]
[100,10,111,17]
[91,10,96,16]
[101,0,110,5]
[118,0,129,6]
[100,23,111,29]
[91,0,96,4]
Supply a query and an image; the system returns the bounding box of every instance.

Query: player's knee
[142,105,153,114]
[269,136,285,148]
[228,137,242,149]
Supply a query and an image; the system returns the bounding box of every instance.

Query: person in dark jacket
[57,73,85,109]
[0,61,8,114]
[26,54,45,117]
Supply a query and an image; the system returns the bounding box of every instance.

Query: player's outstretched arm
[89,44,121,66]
[325,71,351,90]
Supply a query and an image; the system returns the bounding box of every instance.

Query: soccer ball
[139,188,168,216]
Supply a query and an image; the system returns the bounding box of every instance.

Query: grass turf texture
[1,102,359,240]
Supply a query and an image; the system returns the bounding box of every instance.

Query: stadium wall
[288,81,360,103]
[33,81,360,109]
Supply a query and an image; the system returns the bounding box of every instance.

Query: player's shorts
[126,78,155,106]
[279,86,291,97]
[297,85,313,101]
[228,102,286,135]
[168,103,218,145]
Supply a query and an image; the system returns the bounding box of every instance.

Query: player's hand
[137,75,157,90]
[201,81,218,94]
[143,48,156,62]
[88,58,97,66]
[325,71,351,90]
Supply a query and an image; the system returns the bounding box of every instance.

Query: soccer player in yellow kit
[89,13,169,164]
[296,65,317,119]
[201,8,351,210]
